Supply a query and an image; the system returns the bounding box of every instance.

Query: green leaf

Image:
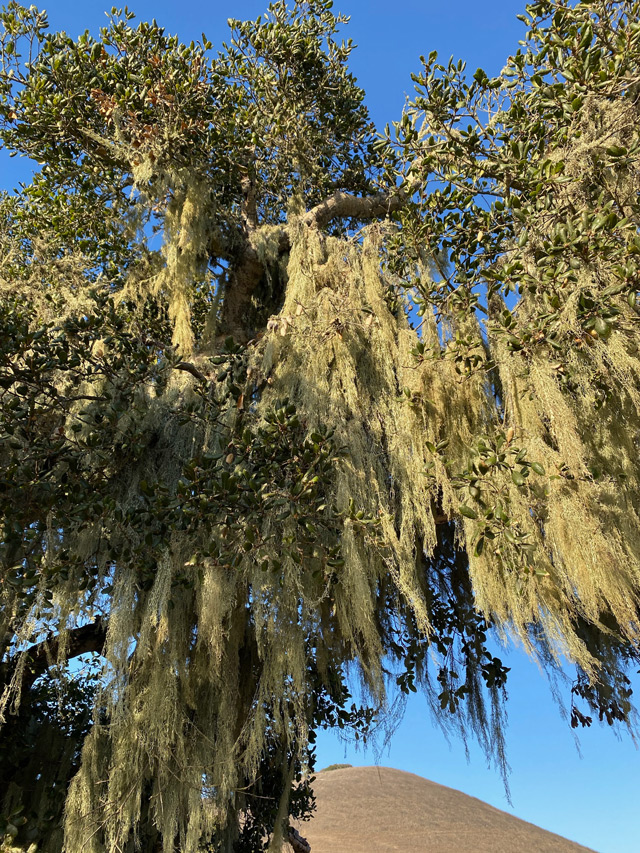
[594,317,611,339]
[459,505,478,519]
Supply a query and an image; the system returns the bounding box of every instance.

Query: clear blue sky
[1,2,638,852]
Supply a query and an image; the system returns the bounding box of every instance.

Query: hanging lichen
[0,195,632,851]
[53,221,510,852]
[123,162,214,356]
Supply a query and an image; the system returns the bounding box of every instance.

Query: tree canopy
[0,0,639,850]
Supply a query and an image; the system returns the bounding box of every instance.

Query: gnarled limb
[0,618,107,693]
[301,185,409,230]
[218,182,412,342]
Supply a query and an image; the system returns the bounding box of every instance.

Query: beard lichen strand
[253,223,514,779]
[158,178,211,356]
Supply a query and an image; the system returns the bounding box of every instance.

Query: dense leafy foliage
[0,1,639,851]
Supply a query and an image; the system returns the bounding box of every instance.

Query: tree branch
[219,242,272,342]
[301,185,409,230]
[0,618,107,693]
[219,183,410,341]
[175,361,207,382]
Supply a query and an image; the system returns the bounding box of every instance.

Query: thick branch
[241,175,259,230]
[220,183,409,341]
[0,618,107,693]
[301,185,409,230]
[219,243,273,343]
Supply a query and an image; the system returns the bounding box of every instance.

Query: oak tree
[1,0,639,850]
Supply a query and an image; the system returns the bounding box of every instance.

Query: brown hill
[292,765,597,853]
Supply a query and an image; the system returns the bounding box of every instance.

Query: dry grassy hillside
[291,766,598,853]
